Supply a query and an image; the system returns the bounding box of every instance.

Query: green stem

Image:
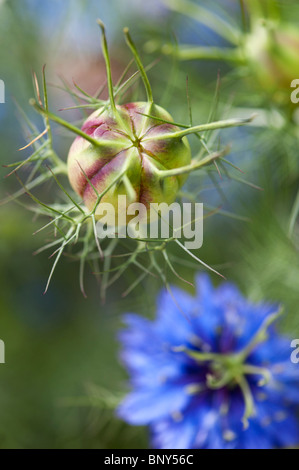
[207,370,234,389]
[238,307,284,361]
[124,27,153,103]
[97,20,117,115]
[100,238,118,303]
[115,58,134,89]
[162,44,246,63]
[30,99,121,150]
[80,168,128,220]
[247,0,281,22]
[174,346,224,363]
[44,227,76,294]
[49,150,68,174]
[242,364,272,386]
[143,116,254,141]
[175,239,224,279]
[42,65,53,147]
[157,149,228,178]
[288,187,299,237]
[236,375,256,429]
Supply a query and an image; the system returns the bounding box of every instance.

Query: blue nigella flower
[117,274,299,449]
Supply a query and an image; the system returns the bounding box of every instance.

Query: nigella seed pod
[245,20,299,105]
[65,23,252,227]
[67,22,193,224]
[10,20,253,295]
[67,102,191,222]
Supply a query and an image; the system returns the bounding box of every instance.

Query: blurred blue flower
[117,275,299,449]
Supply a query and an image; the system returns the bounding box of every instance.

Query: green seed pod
[67,102,191,222]
[17,21,252,295]
[65,22,252,226]
[245,20,299,105]
[67,23,193,224]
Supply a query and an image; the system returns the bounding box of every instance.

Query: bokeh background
[0,0,299,448]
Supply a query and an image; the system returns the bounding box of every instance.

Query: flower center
[131,137,142,148]
[130,136,146,156]
[175,307,283,428]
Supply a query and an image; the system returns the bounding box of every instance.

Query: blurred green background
[0,0,299,448]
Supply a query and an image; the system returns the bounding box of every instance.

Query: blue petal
[151,401,218,449]
[117,384,191,425]
[151,417,197,449]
